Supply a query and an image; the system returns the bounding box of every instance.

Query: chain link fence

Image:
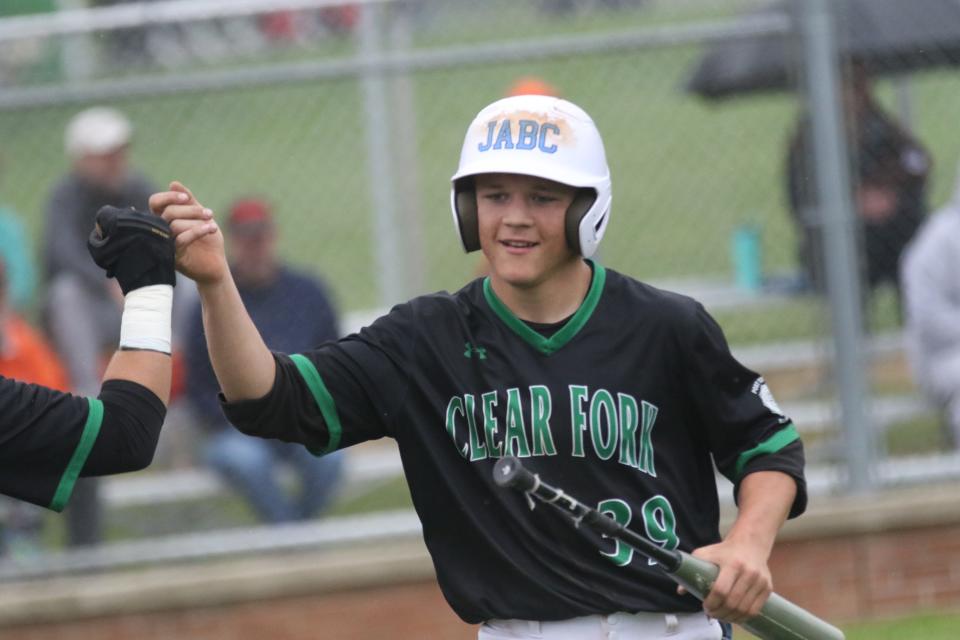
[1,0,960,574]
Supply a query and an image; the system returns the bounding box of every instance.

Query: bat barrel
[746,592,846,640]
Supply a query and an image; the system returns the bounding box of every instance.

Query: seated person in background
[41,106,158,546]
[185,198,344,524]
[42,106,157,398]
[900,163,960,449]
[786,61,930,310]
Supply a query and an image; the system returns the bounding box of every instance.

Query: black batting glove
[88,205,176,295]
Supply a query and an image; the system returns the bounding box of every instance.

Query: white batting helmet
[450,95,612,258]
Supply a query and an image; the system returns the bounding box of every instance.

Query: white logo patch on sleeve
[751,377,788,421]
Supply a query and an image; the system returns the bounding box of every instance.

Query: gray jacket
[900,169,960,401]
[41,171,156,292]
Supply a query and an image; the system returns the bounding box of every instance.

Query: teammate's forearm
[727,471,796,554]
[103,350,171,406]
[197,274,276,402]
[88,206,180,405]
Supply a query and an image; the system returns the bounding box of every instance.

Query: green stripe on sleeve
[290,354,343,455]
[734,423,800,479]
[50,398,104,512]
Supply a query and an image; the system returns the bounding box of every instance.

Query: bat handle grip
[493,456,538,492]
[674,553,845,640]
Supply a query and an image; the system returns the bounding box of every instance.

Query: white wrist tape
[119,284,174,354]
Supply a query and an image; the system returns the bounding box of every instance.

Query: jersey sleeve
[0,376,104,511]
[81,379,166,477]
[221,302,418,454]
[680,303,807,518]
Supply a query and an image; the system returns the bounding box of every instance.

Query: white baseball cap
[64,107,132,159]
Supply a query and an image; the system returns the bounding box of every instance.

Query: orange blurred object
[507,76,560,97]
[0,315,70,391]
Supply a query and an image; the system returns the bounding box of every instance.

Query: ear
[564,189,596,256]
[455,185,481,252]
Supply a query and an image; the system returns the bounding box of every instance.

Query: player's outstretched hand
[679,538,772,624]
[149,181,224,286]
[88,205,176,295]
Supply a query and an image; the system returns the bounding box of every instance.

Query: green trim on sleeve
[50,398,104,512]
[290,354,343,455]
[482,260,606,356]
[734,423,800,479]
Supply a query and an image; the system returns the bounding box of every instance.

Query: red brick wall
[6,522,960,639]
[770,522,960,622]
[5,581,477,640]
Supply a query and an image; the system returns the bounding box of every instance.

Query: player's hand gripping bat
[492,456,844,640]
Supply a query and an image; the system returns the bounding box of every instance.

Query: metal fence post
[359,1,404,306]
[386,3,426,298]
[800,0,875,492]
[57,0,96,82]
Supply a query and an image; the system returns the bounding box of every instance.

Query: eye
[481,191,509,203]
[531,193,560,205]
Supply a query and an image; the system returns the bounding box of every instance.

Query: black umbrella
[687,0,960,100]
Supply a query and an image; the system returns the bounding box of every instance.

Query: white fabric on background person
[900,164,960,444]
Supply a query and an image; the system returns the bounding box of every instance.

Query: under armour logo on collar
[464,342,487,360]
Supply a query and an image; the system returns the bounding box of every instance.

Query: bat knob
[493,456,535,491]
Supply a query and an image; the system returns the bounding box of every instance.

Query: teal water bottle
[732,224,763,292]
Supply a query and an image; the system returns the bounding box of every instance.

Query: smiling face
[475,172,581,292]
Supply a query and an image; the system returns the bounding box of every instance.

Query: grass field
[734,610,960,639]
[840,611,960,639]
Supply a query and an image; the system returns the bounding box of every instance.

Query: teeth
[504,241,535,248]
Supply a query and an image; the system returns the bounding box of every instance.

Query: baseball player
[0,205,216,512]
[155,95,805,640]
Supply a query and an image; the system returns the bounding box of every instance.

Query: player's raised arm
[0,204,187,511]
[151,182,275,401]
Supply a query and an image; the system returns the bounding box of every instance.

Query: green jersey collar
[482,261,606,356]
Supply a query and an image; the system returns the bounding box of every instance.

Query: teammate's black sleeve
[0,375,95,511]
[81,379,166,476]
[680,303,807,519]
[0,376,167,511]
[222,301,419,453]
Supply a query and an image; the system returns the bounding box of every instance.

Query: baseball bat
[492,456,844,640]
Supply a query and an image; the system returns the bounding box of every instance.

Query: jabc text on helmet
[478,119,560,154]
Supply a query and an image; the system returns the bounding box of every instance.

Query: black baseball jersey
[0,375,103,511]
[224,261,806,623]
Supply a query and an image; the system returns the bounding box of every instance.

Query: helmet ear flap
[454,182,481,253]
[565,189,596,256]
